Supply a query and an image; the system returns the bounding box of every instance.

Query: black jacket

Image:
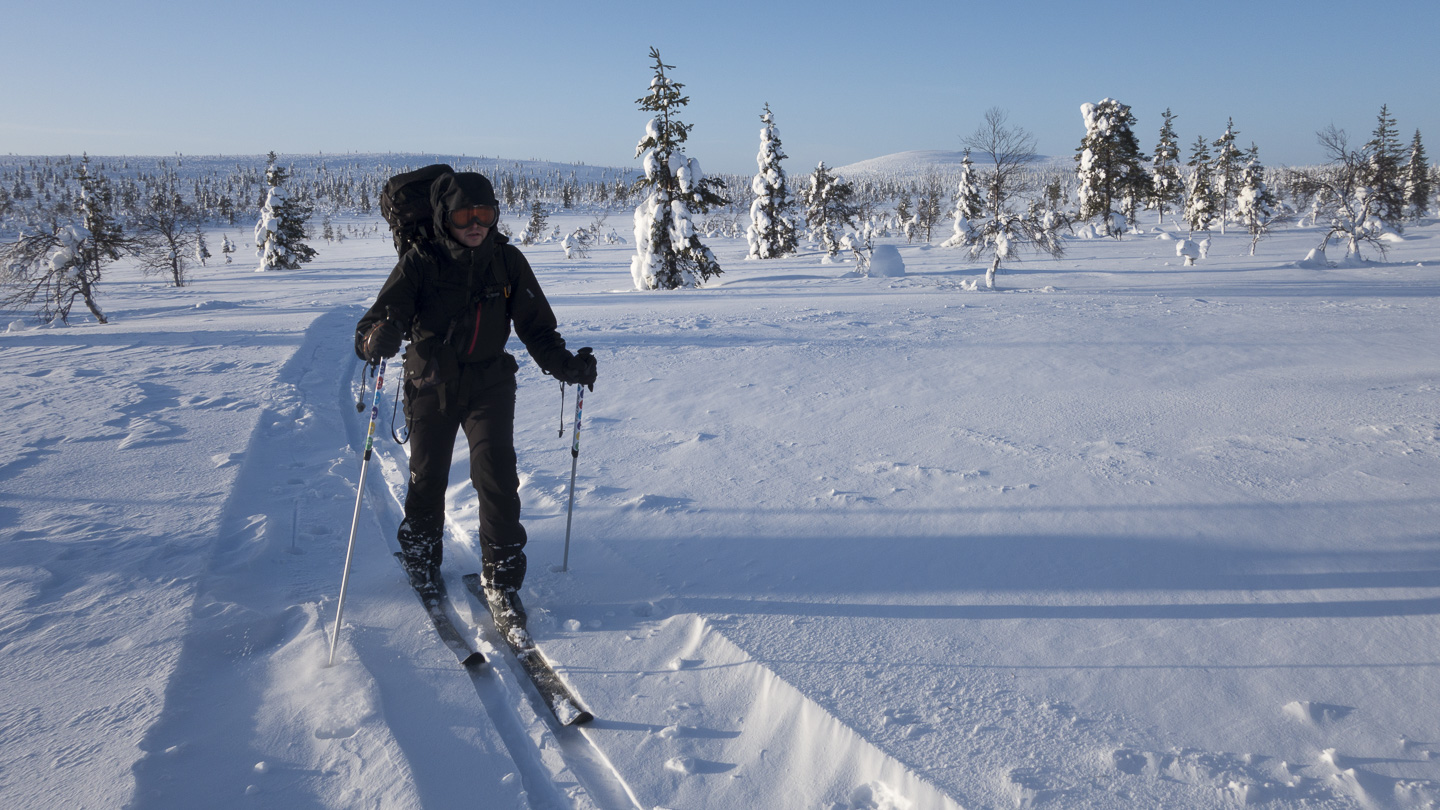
[356,175,570,405]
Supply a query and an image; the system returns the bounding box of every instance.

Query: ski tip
[462,651,487,668]
[569,710,595,726]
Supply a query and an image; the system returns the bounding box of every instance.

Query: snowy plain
[2,208,1439,810]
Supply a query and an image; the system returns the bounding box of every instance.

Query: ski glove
[552,347,597,390]
[362,320,403,362]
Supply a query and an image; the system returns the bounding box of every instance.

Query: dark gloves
[552,347,597,390]
[361,320,403,362]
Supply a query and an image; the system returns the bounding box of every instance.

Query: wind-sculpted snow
[3,213,1440,808]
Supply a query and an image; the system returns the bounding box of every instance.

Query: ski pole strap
[356,361,377,412]
[390,378,408,444]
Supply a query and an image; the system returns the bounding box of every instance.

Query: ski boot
[397,518,443,602]
[485,585,531,648]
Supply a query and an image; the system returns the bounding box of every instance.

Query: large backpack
[379,163,454,257]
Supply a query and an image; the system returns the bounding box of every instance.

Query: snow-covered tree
[1404,129,1431,220]
[1211,119,1243,234]
[1150,109,1184,226]
[895,190,914,243]
[1184,136,1217,235]
[135,171,200,287]
[1234,145,1282,255]
[913,172,946,243]
[561,226,595,259]
[745,103,798,260]
[955,108,1064,289]
[1076,98,1150,237]
[630,48,727,290]
[0,157,130,323]
[254,152,316,272]
[521,201,549,245]
[1364,105,1406,228]
[941,150,984,249]
[1312,124,1389,262]
[194,224,211,267]
[801,162,860,258]
[221,234,235,264]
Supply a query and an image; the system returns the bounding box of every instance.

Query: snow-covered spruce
[801,161,860,259]
[1234,145,1282,255]
[940,149,983,250]
[1076,98,1150,237]
[1403,129,1431,221]
[1184,135,1217,235]
[254,152,317,272]
[745,103,798,261]
[630,48,727,290]
[1364,104,1407,230]
[1150,109,1184,227]
[1211,119,1244,235]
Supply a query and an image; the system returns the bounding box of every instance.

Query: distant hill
[834,150,1066,179]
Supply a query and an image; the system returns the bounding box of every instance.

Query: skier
[355,171,596,639]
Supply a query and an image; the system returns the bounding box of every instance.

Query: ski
[462,573,594,726]
[394,553,486,669]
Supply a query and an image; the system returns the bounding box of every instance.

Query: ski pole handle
[571,384,584,457]
[362,359,386,461]
[562,384,584,572]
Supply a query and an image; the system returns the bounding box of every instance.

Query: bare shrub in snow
[1309,125,1391,262]
[134,171,201,287]
[0,156,129,323]
[955,108,1064,289]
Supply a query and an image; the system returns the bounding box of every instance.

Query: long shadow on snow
[122,311,368,810]
[124,306,497,810]
[618,529,1440,623]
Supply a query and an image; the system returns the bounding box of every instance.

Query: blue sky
[3,0,1436,175]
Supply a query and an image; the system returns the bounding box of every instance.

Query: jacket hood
[430,172,503,259]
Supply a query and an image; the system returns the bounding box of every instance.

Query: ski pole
[561,383,584,573]
[329,358,386,667]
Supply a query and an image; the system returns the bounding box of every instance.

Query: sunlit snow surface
[3,214,1439,809]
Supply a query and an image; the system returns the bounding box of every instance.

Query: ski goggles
[448,205,499,229]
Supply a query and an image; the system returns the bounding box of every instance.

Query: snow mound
[869,245,905,277]
[1296,247,1329,269]
[1282,700,1353,726]
[837,780,914,810]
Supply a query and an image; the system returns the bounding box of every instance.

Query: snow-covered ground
[3,214,1439,810]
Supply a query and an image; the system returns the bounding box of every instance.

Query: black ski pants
[402,379,527,590]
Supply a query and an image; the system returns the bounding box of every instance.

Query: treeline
[0,153,650,235]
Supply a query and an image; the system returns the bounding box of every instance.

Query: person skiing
[355,171,596,640]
